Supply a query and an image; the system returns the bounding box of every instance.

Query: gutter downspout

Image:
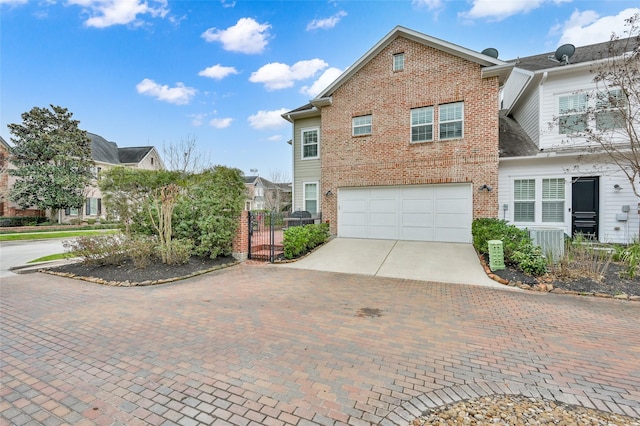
[537,71,548,148]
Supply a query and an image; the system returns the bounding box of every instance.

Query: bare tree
[264,169,292,212]
[162,135,212,174]
[560,14,640,197]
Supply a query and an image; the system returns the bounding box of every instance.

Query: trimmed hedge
[472,218,547,276]
[283,223,330,259]
[0,216,48,227]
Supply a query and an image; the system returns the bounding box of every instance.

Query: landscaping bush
[472,218,547,276]
[283,223,330,259]
[127,235,158,269]
[0,216,48,227]
[64,234,127,267]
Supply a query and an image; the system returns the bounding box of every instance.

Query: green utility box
[488,240,505,271]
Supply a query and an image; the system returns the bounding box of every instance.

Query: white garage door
[338,184,472,243]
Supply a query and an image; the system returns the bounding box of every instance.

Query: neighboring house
[283,26,510,243]
[243,175,292,212]
[60,132,164,222]
[498,37,639,244]
[0,136,46,218]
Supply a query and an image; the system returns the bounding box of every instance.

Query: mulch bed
[483,254,640,299]
[45,256,237,286]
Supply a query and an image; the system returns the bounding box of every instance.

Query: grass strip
[0,229,119,242]
[28,253,76,263]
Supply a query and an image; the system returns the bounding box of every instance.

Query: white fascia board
[281,106,321,123]
[314,25,507,100]
[481,63,515,85]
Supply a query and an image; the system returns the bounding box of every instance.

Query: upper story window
[439,102,464,140]
[393,53,405,71]
[301,128,319,159]
[558,93,587,134]
[352,115,372,136]
[595,89,626,131]
[411,107,433,143]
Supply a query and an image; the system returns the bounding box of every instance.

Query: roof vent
[481,47,499,59]
[548,44,575,65]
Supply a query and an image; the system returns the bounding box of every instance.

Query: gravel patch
[411,395,639,425]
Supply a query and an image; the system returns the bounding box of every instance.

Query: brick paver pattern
[1,264,639,425]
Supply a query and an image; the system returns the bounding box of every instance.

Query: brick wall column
[232,211,249,261]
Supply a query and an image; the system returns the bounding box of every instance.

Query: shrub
[127,236,158,269]
[0,216,48,227]
[472,218,547,276]
[613,240,640,279]
[166,238,194,265]
[64,234,127,266]
[283,223,330,259]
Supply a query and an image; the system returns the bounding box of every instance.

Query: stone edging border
[478,254,640,302]
[382,380,636,425]
[39,261,239,287]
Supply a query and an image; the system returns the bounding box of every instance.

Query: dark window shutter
[86,199,91,215]
[97,199,102,215]
[65,208,70,215]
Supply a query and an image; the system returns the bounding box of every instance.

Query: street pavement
[1,264,639,425]
[0,239,67,278]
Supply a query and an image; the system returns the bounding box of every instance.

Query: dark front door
[572,176,599,239]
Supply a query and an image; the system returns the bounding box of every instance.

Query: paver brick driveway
[1,263,639,425]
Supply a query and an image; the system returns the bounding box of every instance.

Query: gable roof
[314,25,509,102]
[118,146,154,164]
[509,37,639,73]
[499,111,539,158]
[0,136,10,151]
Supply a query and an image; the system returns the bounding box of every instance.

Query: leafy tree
[7,105,93,221]
[174,166,246,258]
[558,14,640,197]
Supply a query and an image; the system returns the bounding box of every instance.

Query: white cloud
[555,8,640,46]
[248,108,289,130]
[189,113,206,126]
[136,78,196,105]
[300,67,343,97]
[209,117,232,128]
[201,17,270,54]
[459,0,569,21]
[250,59,328,91]
[220,0,235,7]
[198,64,239,80]
[0,0,28,5]
[306,10,347,31]
[67,0,169,28]
[411,0,442,11]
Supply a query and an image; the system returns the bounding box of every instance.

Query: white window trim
[302,181,319,214]
[410,106,434,143]
[511,177,569,226]
[438,102,464,140]
[393,53,405,71]
[301,127,320,160]
[352,115,372,136]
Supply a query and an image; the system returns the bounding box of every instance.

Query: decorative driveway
[1,264,639,425]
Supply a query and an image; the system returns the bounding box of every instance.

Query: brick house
[283,26,510,243]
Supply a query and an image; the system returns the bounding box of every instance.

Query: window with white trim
[595,89,626,131]
[411,107,433,143]
[514,179,535,222]
[439,102,463,140]
[301,128,319,159]
[303,182,318,214]
[352,115,372,136]
[558,93,587,134]
[393,53,405,71]
[542,178,565,222]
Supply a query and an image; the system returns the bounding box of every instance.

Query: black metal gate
[248,210,285,262]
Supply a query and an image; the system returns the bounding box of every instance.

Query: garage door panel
[338,184,471,243]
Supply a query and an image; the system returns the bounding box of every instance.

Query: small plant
[127,236,158,269]
[617,240,640,279]
[283,223,330,259]
[551,234,612,282]
[164,238,194,265]
[511,244,547,276]
[64,234,127,266]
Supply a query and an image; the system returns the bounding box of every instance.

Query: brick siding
[319,36,500,235]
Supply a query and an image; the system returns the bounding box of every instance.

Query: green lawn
[0,229,119,242]
[28,253,77,263]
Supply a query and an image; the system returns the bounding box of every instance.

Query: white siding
[292,116,321,211]
[502,69,531,110]
[499,155,638,244]
[512,88,540,147]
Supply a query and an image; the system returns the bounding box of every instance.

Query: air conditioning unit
[528,227,565,262]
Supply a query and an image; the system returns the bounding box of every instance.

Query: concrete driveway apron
[281,238,506,288]
[1,265,639,426]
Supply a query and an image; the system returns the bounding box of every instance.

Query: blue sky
[1,0,638,179]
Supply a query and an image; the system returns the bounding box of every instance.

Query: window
[596,89,625,131]
[393,53,404,71]
[301,128,319,159]
[303,182,318,213]
[542,178,565,222]
[352,115,372,136]
[65,207,79,216]
[85,198,101,216]
[439,102,463,140]
[514,179,535,222]
[559,93,587,134]
[255,187,264,197]
[411,107,433,143]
